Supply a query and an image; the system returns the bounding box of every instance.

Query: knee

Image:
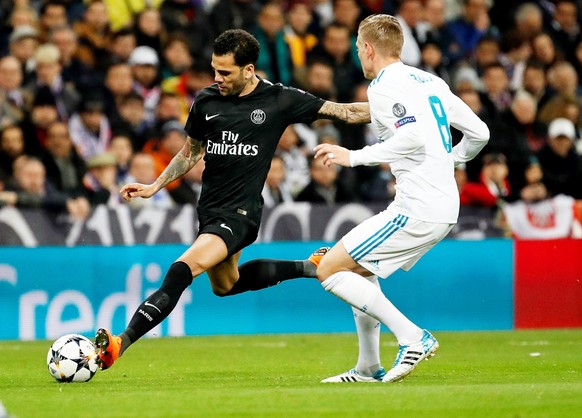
[211,283,232,297]
[316,256,336,283]
[161,261,194,295]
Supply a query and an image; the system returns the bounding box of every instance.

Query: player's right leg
[95,234,228,369]
[319,273,385,383]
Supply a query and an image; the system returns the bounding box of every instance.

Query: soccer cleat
[308,246,331,267]
[94,328,122,370]
[382,329,439,383]
[321,367,386,383]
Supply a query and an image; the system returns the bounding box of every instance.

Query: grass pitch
[0,330,581,418]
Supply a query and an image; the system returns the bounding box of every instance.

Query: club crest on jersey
[250,109,266,125]
[394,116,416,128]
[392,103,406,117]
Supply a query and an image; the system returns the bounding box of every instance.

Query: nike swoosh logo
[205,114,219,120]
[220,223,233,235]
[144,301,161,313]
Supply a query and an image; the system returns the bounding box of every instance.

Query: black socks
[223,259,306,296]
[122,261,193,349]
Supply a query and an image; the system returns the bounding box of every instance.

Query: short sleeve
[278,85,325,125]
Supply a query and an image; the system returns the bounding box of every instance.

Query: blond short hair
[35,43,60,64]
[358,14,403,58]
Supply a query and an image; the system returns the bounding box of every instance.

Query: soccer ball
[47,334,99,382]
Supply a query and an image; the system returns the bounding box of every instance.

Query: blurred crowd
[0,0,581,228]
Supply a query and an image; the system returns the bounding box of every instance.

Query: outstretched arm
[317,101,371,124]
[120,136,204,201]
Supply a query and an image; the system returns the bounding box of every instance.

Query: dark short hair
[213,29,260,66]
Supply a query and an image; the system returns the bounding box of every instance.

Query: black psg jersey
[184,79,325,223]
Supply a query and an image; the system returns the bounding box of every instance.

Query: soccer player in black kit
[95,29,370,370]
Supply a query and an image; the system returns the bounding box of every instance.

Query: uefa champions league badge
[250,109,266,124]
[392,103,407,117]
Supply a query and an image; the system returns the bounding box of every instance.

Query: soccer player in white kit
[313,14,490,383]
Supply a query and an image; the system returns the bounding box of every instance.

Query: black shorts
[196,208,260,256]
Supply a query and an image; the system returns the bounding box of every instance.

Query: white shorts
[342,207,454,279]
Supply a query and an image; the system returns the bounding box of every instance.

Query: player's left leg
[96,234,229,369]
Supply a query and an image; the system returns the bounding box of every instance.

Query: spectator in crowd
[537,117,582,198]
[73,0,111,72]
[159,34,193,81]
[252,2,293,85]
[416,0,462,67]
[547,0,581,64]
[112,92,149,151]
[488,90,543,194]
[530,32,558,68]
[82,151,121,206]
[463,34,500,78]
[20,86,60,154]
[208,0,261,39]
[134,7,165,52]
[103,63,134,124]
[262,154,294,208]
[128,45,161,123]
[0,55,29,127]
[161,62,214,123]
[49,25,93,86]
[276,125,310,197]
[419,41,450,84]
[8,26,39,84]
[332,0,365,67]
[296,154,351,204]
[7,6,38,37]
[107,28,137,67]
[395,0,422,67]
[447,0,496,59]
[300,57,336,101]
[312,0,335,30]
[499,30,532,91]
[142,119,186,196]
[0,125,27,177]
[41,121,86,196]
[107,133,134,184]
[480,61,513,116]
[123,152,173,209]
[460,152,511,207]
[143,92,184,143]
[104,0,163,33]
[38,2,68,44]
[522,60,552,110]
[27,43,80,120]
[307,22,363,102]
[159,0,212,58]
[513,2,543,42]
[538,61,581,124]
[283,0,318,72]
[68,93,112,160]
[0,155,89,219]
[519,157,548,203]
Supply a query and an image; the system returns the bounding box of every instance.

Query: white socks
[322,271,423,347]
[352,275,381,376]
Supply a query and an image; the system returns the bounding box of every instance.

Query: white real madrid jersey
[350,62,490,224]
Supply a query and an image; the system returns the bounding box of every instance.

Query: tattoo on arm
[318,102,371,124]
[152,136,204,191]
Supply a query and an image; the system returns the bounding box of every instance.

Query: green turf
[0,330,581,417]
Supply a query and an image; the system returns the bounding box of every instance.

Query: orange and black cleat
[308,246,331,268]
[95,328,122,370]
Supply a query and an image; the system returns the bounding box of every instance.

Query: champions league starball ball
[47,334,99,382]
